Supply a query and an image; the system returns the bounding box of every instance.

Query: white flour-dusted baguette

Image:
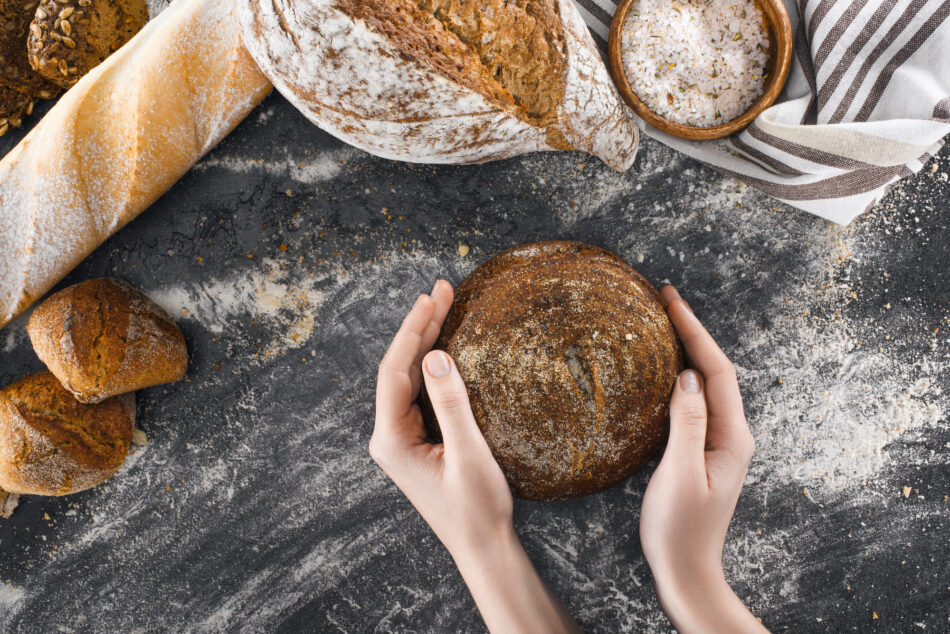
[237,0,638,171]
[0,0,271,331]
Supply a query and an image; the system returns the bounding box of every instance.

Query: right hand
[639,286,767,634]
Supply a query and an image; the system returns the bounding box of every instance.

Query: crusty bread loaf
[28,278,187,404]
[429,241,683,501]
[0,371,134,496]
[237,0,638,170]
[0,0,272,331]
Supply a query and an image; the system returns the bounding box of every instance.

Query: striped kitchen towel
[578,0,950,224]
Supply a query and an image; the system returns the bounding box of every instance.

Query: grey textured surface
[0,88,948,633]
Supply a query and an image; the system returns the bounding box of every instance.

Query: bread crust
[28,0,149,89]
[0,371,134,496]
[236,0,638,170]
[28,278,187,403]
[0,0,61,125]
[431,241,683,501]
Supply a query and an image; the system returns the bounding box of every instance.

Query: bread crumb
[902,486,911,498]
[872,612,879,619]
[285,189,293,197]
[132,429,149,446]
[43,512,51,520]
[624,333,633,340]
[279,244,288,252]
[458,244,470,257]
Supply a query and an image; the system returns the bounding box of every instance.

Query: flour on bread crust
[236,0,639,170]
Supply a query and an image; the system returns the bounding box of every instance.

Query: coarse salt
[621,0,769,127]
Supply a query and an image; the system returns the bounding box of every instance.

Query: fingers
[660,286,747,449]
[422,350,489,456]
[664,370,709,470]
[415,280,454,373]
[376,294,436,430]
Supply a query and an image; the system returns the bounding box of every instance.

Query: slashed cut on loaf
[28,278,188,404]
[237,0,638,170]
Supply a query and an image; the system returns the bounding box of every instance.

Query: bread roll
[429,241,683,501]
[27,0,149,89]
[0,0,272,331]
[237,0,638,170]
[28,278,187,404]
[0,371,134,496]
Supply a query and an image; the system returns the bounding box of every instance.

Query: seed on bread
[27,0,147,88]
[0,0,61,121]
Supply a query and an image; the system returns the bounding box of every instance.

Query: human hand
[371,280,581,634]
[640,286,766,634]
[370,280,514,557]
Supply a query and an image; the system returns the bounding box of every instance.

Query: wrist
[447,521,522,575]
[652,566,765,634]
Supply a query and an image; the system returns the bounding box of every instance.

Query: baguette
[0,0,272,331]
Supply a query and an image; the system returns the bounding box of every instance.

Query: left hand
[370,280,514,557]
[370,280,582,634]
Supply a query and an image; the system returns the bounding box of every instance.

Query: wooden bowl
[608,0,793,140]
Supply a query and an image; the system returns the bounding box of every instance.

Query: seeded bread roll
[28,278,187,404]
[0,371,134,496]
[0,0,60,129]
[429,241,683,501]
[27,0,148,89]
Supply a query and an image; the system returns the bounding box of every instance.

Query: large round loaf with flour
[236,0,638,170]
[0,371,134,496]
[434,241,682,500]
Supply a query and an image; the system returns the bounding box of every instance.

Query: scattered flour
[194,147,359,185]
[150,258,327,358]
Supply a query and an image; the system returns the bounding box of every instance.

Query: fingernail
[668,286,682,303]
[425,351,452,378]
[430,280,441,297]
[679,370,701,393]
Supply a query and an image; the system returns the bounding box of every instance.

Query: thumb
[422,350,488,455]
[664,370,708,465]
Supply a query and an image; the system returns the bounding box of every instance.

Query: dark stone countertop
[0,88,947,633]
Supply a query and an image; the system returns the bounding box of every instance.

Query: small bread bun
[0,371,134,496]
[28,278,187,404]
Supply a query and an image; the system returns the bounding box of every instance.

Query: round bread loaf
[0,371,134,496]
[432,241,683,501]
[28,278,188,404]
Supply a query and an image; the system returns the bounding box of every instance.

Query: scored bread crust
[236,0,639,170]
[432,241,683,501]
[0,371,134,496]
[28,278,188,404]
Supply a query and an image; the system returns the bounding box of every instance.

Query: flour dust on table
[0,93,947,632]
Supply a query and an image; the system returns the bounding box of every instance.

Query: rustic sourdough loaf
[0,371,134,496]
[429,241,682,501]
[28,278,188,404]
[237,0,638,170]
[0,0,272,332]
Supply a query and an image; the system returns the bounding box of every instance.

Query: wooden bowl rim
[608,0,794,141]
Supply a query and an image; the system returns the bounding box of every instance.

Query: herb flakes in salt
[621,0,769,127]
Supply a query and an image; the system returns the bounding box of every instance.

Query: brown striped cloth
[578,0,950,224]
